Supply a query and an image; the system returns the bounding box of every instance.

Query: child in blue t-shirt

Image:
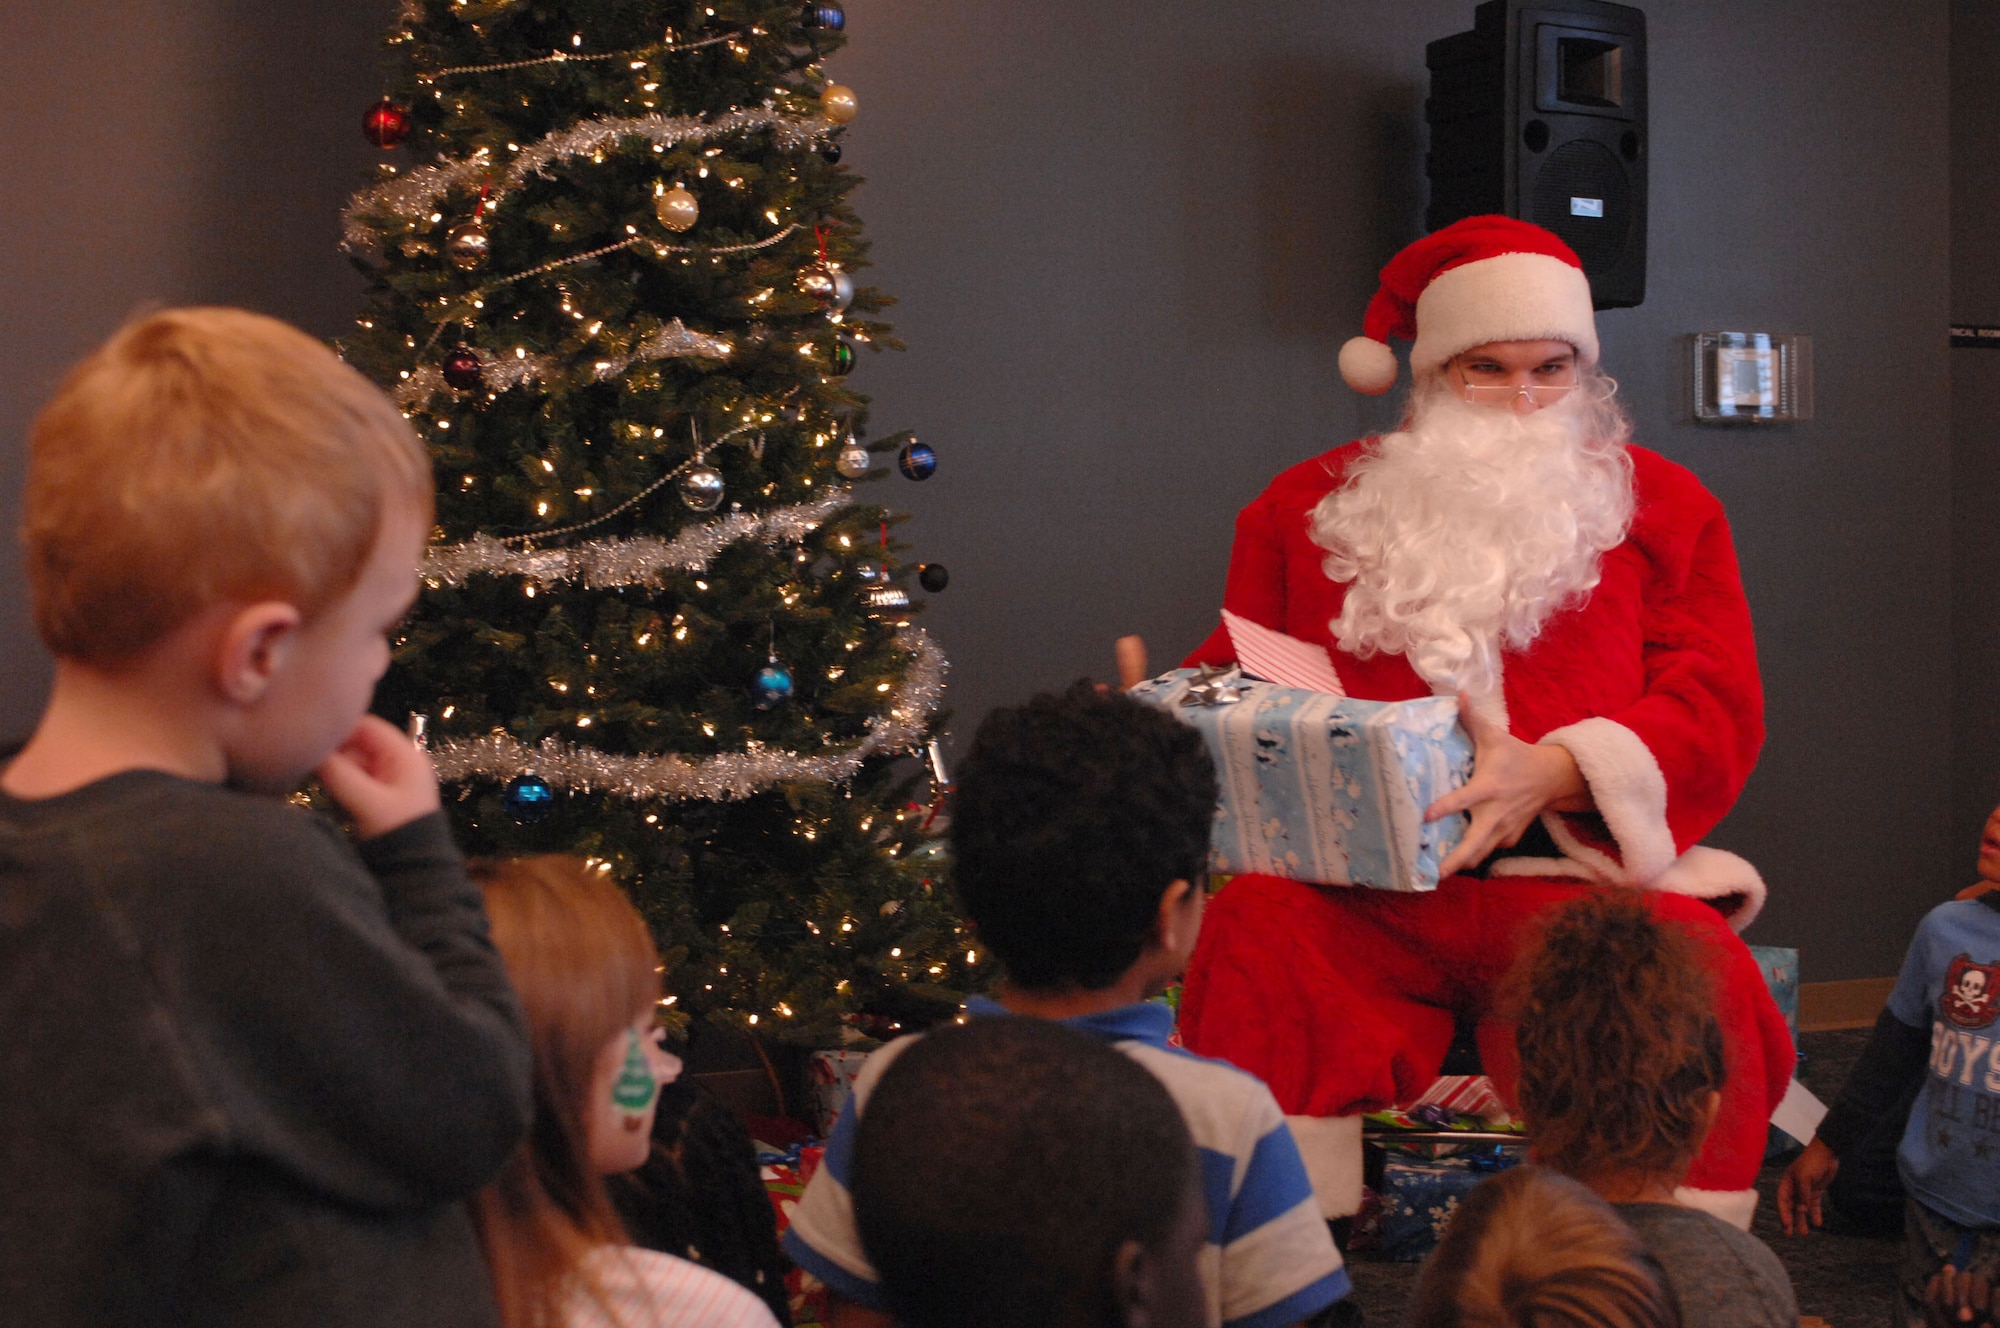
[784,683,1347,1328]
[1781,886,2000,1321]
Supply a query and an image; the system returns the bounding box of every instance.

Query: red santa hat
[1337,216,1600,395]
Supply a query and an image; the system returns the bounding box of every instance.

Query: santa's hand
[1115,636,1150,690]
[1427,693,1587,878]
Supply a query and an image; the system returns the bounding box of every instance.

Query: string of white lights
[427,627,946,801]
[342,107,830,250]
[425,489,851,588]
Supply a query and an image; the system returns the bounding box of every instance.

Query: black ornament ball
[898,441,937,481]
[363,98,411,148]
[919,562,949,593]
[441,347,484,391]
[829,340,855,375]
[802,3,845,30]
[820,141,843,164]
[503,773,556,824]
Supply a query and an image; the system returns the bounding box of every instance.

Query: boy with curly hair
[784,683,1348,1328]
[0,308,532,1326]
[1506,892,1796,1328]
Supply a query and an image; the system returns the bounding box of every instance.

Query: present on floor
[1353,1144,1523,1262]
[1127,668,1472,892]
[808,1048,871,1138]
[1748,944,1799,1043]
[762,1143,831,1328]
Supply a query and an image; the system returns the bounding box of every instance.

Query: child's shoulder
[1913,897,2000,949]
[1,774,359,921]
[1116,1039,1288,1150]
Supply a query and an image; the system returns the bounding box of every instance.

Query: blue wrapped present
[1748,944,1799,1044]
[1128,668,1472,892]
[1372,1149,1521,1261]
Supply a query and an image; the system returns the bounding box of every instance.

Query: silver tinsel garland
[395,319,731,412]
[428,627,947,800]
[591,319,734,380]
[423,489,852,588]
[343,108,831,252]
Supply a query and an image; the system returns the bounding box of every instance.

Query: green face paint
[611,1027,659,1114]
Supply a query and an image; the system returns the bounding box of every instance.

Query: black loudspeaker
[1426,0,1648,309]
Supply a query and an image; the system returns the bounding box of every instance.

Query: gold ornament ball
[655,186,699,233]
[821,84,859,125]
[446,221,491,271]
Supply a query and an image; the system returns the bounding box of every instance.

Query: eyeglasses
[1455,366,1578,407]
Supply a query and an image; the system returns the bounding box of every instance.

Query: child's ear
[1109,1237,1157,1328]
[213,602,304,705]
[1154,878,1201,956]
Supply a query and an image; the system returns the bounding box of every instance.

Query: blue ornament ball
[503,773,556,824]
[753,663,795,710]
[898,441,937,481]
[802,3,845,31]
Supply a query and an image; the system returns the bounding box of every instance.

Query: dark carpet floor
[1344,1027,1905,1326]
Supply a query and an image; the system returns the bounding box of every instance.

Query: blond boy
[0,309,531,1326]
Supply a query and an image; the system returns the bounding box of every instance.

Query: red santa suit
[1174,217,1794,1228]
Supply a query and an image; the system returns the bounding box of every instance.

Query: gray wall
[0,1,1963,980]
[1954,0,2000,883]
[0,0,391,730]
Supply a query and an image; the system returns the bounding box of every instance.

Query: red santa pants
[1177,872,1796,1196]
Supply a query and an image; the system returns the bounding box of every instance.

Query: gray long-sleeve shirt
[0,772,532,1326]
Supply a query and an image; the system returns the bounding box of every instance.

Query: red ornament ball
[363,98,411,149]
[441,348,484,391]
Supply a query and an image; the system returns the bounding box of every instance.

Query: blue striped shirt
[783,998,1348,1328]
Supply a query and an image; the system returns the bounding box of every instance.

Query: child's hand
[316,715,442,840]
[1776,1137,1839,1235]
[1926,1267,1996,1328]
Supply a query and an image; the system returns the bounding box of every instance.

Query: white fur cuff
[1538,717,1677,886]
[1288,1114,1365,1219]
[1674,1186,1758,1231]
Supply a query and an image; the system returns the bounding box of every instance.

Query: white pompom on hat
[1339,216,1600,395]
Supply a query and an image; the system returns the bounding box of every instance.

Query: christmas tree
[339,0,973,1048]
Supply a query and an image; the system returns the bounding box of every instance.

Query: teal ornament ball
[753,663,795,710]
[503,773,555,824]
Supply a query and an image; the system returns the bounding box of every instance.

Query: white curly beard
[1310,378,1636,698]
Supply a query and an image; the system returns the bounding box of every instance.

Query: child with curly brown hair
[1506,892,1796,1328]
[1410,1164,1680,1328]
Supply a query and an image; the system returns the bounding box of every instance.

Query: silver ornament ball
[678,464,725,512]
[446,221,491,271]
[835,441,871,479]
[797,264,837,305]
[829,267,855,312]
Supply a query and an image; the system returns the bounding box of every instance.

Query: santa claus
[1167,216,1794,1229]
